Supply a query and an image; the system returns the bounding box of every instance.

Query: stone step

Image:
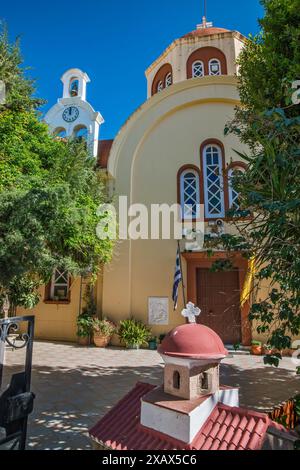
[225,344,251,355]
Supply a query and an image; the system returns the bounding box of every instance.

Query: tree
[0,26,42,112]
[0,28,113,315]
[220,0,300,363]
[228,0,300,146]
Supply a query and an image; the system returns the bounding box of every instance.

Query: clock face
[62,106,79,123]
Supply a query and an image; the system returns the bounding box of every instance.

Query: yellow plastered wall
[102,77,250,338]
[17,278,82,342]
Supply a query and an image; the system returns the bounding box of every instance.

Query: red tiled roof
[89,382,273,451]
[97,139,114,169]
[182,27,230,39]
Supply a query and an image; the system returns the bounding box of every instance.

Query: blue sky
[2,0,263,139]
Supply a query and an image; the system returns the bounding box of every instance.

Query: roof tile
[97,139,114,169]
[89,383,276,451]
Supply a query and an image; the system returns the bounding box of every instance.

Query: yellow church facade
[17,22,273,346]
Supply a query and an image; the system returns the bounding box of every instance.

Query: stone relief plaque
[148,297,169,325]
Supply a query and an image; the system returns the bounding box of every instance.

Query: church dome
[181,26,230,39]
[158,323,228,360]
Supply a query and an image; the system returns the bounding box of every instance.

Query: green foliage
[294,395,300,416]
[0,27,114,312]
[0,25,43,112]
[223,1,300,363]
[225,111,300,356]
[77,313,93,338]
[77,284,97,338]
[159,333,167,343]
[149,337,158,343]
[228,0,300,146]
[263,353,282,368]
[209,259,234,272]
[118,318,151,348]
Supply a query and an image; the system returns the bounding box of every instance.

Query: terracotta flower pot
[251,345,262,356]
[110,333,123,347]
[263,348,273,356]
[78,336,90,346]
[93,332,111,348]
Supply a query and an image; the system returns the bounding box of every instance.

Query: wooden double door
[196,268,242,344]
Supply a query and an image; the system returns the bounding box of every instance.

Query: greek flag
[172,246,182,310]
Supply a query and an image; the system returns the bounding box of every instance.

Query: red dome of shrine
[158,323,228,360]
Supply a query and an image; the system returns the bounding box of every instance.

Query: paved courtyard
[1,341,299,450]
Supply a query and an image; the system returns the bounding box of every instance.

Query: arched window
[180,169,201,220]
[173,371,181,390]
[54,127,67,138]
[201,372,209,390]
[69,78,79,97]
[202,144,225,218]
[192,61,204,78]
[73,125,88,141]
[228,166,245,210]
[151,63,173,96]
[209,59,221,76]
[165,72,172,88]
[187,47,227,79]
[157,81,164,93]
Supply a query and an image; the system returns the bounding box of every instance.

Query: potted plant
[77,284,97,345]
[159,333,167,344]
[251,340,263,356]
[92,318,116,348]
[77,313,93,346]
[118,319,151,350]
[263,344,273,355]
[148,337,158,350]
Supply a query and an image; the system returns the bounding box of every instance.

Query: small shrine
[89,305,295,450]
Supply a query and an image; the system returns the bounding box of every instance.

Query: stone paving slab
[1,341,299,450]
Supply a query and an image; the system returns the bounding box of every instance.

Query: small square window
[48,268,70,301]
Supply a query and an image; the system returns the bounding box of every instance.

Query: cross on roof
[182,302,201,323]
[197,0,213,29]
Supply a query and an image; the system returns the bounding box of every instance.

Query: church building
[19,15,271,346]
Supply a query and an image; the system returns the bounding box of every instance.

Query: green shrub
[76,314,93,338]
[118,318,151,348]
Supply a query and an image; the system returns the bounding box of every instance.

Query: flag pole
[177,240,187,307]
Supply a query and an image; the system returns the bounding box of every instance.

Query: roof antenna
[197,0,213,30]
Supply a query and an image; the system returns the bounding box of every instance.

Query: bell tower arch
[44,68,104,158]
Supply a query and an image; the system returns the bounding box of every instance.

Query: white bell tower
[44,68,104,158]
[61,68,90,101]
